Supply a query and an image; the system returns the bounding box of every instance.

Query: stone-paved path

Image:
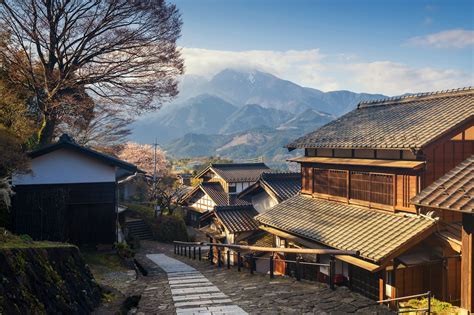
[147,254,247,315]
[136,241,394,314]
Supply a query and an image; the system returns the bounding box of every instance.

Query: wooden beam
[259,226,380,272]
[461,213,474,313]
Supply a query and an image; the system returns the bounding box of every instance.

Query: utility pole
[153,138,160,217]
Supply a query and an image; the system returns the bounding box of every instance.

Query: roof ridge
[212,162,267,167]
[358,86,473,108]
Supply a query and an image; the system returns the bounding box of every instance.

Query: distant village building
[183,162,269,227]
[177,173,193,186]
[238,172,301,213]
[255,88,474,307]
[12,134,140,245]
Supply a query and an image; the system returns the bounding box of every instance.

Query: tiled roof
[412,155,474,212]
[207,163,270,182]
[30,134,139,173]
[255,194,436,262]
[214,205,260,233]
[259,172,301,201]
[287,87,474,150]
[200,182,250,207]
[239,171,301,202]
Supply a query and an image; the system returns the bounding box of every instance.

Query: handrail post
[217,249,222,267]
[269,253,274,278]
[227,250,231,269]
[174,243,176,255]
[198,246,202,261]
[193,246,196,260]
[296,257,301,281]
[329,255,336,290]
[179,245,182,255]
[237,251,241,272]
[209,243,214,264]
[249,253,254,274]
[427,291,431,314]
[184,245,187,257]
[188,246,192,259]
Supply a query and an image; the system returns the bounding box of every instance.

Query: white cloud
[181,47,473,95]
[407,29,474,48]
[343,61,473,95]
[182,47,340,91]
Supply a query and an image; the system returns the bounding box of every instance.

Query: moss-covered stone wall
[0,246,101,314]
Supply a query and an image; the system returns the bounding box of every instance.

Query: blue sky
[172,0,474,95]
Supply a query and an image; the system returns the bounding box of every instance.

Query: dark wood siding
[423,121,474,188]
[12,182,116,245]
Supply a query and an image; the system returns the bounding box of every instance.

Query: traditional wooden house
[183,162,269,226]
[412,155,473,312]
[238,171,301,213]
[12,134,140,246]
[255,87,473,305]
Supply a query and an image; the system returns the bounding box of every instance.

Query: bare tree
[0,0,184,146]
[57,104,133,147]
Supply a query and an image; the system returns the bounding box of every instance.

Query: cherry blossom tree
[118,142,167,175]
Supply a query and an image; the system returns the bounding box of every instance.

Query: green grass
[400,297,460,314]
[82,251,128,273]
[0,230,74,249]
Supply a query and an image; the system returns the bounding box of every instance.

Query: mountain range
[130,69,388,166]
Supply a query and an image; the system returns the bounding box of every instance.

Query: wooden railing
[377,291,431,314]
[173,241,359,290]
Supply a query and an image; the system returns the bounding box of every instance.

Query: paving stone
[135,241,394,315]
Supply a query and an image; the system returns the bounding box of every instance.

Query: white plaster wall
[252,191,278,213]
[191,193,216,211]
[13,148,116,185]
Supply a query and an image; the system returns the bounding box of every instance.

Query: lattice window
[350,171,393,205]
[313,168,348,198]
[301,166,313,193]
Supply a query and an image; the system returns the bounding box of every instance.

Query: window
[350,172,394,205]
[228,184,236,194]
[301,167,313,193]
[313,168,348,198]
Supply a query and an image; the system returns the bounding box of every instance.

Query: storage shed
[12,134,139,245]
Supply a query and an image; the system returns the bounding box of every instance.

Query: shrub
[115,242,134,259]
[122,203,189,242]
[153,215,188,243]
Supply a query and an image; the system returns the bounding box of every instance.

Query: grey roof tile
[412,155,474,212]
[255,194,436,262]
[210,163,270,182]
[214,205,260,233]
[287,87,474,150]
[200,182,250,207]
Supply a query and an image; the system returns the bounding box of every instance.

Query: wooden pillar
[379,270,385,303]
[461,213,474,313]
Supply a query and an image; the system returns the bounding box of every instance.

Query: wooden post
[198,246,202,261]
[227,250,231,269]
[174,243,176,254]
[193,246,196,260]
[217,249,222,267]
[296,257,301,281]
[249,253,254,274]
[237,252,241,272]
[329,255,336,290]
[379,271,385,304]
[461,213,474,313]
[184,245,187,257]
[269,254,274,278]
[427,291,431,314]
[209,243,214,264]
[188,246,192,259]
